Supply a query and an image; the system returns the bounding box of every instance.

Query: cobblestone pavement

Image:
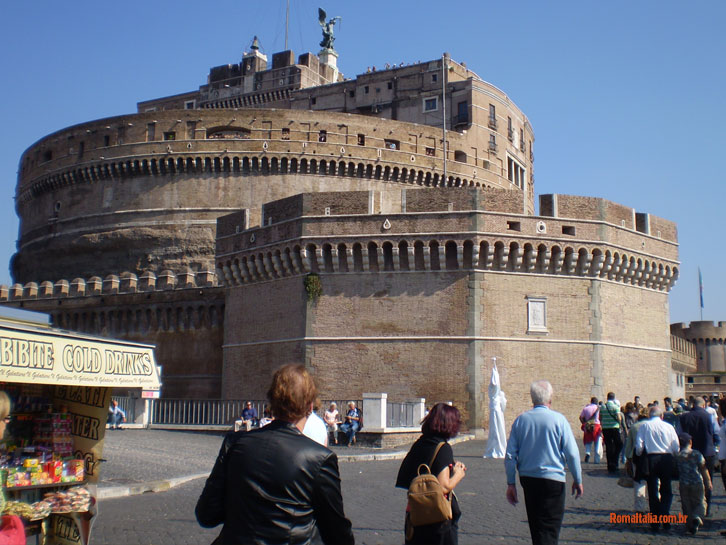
[93,432,726,544]
[98,429,221,486]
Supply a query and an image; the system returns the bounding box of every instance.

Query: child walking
[676,432,712,534]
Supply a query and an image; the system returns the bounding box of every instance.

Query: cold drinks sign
[0,322,161,390]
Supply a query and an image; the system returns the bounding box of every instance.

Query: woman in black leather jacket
[195,364,355,545]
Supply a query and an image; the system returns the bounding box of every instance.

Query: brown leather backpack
[407,442,453,527]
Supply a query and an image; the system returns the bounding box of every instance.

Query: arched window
[367,242,380,272]
[445,241,458,270]
[382,242,394,271]
[429,241,441,270]
[398,241,410,271]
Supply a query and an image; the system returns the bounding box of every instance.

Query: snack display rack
[0,309,161,545]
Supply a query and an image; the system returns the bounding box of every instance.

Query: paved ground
[92,430,726,544]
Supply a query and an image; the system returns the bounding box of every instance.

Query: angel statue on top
[318,7,341,51]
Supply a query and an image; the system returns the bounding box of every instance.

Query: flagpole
[699,267,704,320]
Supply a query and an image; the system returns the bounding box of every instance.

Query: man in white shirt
[635,406,679,531]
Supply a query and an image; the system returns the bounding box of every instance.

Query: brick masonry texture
[221,264,673,430]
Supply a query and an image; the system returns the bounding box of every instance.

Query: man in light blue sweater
[505,380,583,545]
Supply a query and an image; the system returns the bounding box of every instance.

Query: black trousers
[645,453,675,522]
[602,428,623,473]
[520,476,566,545]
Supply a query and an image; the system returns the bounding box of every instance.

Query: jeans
[339,421,359,444]
[108,412,124,428]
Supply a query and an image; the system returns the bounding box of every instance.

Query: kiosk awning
[0,315,161,390]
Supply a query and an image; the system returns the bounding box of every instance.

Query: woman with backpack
[395,403,467,545]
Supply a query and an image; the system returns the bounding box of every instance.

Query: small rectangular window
[311,97,317,105]
[147,123,156,142]
[716,377,721,384]
[364,86,369,94]
[387,81,393,90]
[78,141,85,158]
[184,100,195,109]
[42,150,52,163]
[117,126,126,145]
[164,131,176,141]
[507,221,521,232]
[562,226,576,236]
[507,117,513,141]
[103,135,110,147]
[432,73,438,83]
[357,134,365,146]
[281,127,290,140]
[687,376,694,384]
[318,130,327,143]
[349,90,355,98]
[425,147,435,157]
[384,139,400,150]
[423,97,438,112]
[488,135,496,151]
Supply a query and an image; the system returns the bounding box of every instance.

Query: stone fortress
[672,321,726,399]
[2,31,691,430]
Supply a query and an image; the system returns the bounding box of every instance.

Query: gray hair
[649,406,663,418]
[530,380,553,406]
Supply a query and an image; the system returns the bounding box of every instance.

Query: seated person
[108,400,126,430]
[240,401,259,431]
[338,401,361,447]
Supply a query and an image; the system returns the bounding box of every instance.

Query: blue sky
[1,0,723,325]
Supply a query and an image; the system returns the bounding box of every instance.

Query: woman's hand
[452,461,466,477]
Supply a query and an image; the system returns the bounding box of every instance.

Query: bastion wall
[218,188,678,429]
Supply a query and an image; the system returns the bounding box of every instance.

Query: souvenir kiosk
[0,308,161,544]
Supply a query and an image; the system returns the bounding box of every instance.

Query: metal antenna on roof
[285,0,290,50]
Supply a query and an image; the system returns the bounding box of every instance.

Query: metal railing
[110,396,419,429]
[150,399,266,426]
[387,401,420,428]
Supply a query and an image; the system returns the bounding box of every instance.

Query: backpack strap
[429,442,446,469]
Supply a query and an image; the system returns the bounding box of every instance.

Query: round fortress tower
[13,54,534,284]
[672,321,726,373]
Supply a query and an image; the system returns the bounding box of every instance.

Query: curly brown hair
[266,364,317,422]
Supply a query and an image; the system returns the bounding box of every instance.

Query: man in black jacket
[195,364,355,545]
[679,396,717,516]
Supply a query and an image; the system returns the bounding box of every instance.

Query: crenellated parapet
[0,269,218,303]
[215,188,679,292]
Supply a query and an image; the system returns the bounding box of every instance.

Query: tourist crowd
[194,369,725,545]
[580,391,724,535]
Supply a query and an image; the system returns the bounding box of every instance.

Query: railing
[150,399,265,426]
[387,401,419,428]
[452,114,469,127]
[110,396,420,429]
